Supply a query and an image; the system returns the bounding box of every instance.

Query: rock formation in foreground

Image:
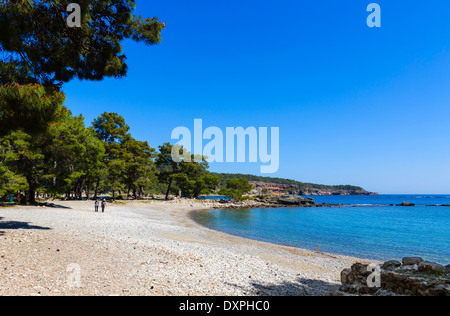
[213,195,318,209]
[250,181,377,196]
[331,257,450,296]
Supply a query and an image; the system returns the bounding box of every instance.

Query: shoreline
[0,200,374,296]
[188,209,381,262]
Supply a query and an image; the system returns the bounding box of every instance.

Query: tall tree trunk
[165,178,173,200]
[133,185,137,200]
[86,180,91,201]
[53,160,57,189]
[27,184,36,204]
[79,179,86,200]
[94,177,100,199]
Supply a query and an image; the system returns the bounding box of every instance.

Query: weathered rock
[382,260,402,271]
[257,195,317,207]
[351,263,369,276]
[397,264,419,272]
[341,268,351,284]
[340,263,373,286]
[336,258,450,296]
[446,265,450,275]
[398,202,415,206]
[358,284,379,295]
[275,195,315,206]
[402,257,424,266]
[426,285,450,296]
[418,261,445,275]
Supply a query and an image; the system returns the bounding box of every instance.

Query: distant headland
[212,173,378,196]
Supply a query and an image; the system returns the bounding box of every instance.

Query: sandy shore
[0,200,371,296]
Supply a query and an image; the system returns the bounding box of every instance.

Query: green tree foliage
[0,0,164,135]
[46,114,105,199]
[155,143,183,200]
[92,112,128,199]
[173,166,220,198]
[92,112,158,200]
[122,136,157,199]
[93,112,130,146]
[0,111,105,203]
[0,1,224,202]
[155,143,220,199]
[0,130,48,203]
[0,84,66,136]
[0,165,28,199]
[213,173,366,192]
[226,178,253,193]
[218,178,254,201]
[0,0,165,87]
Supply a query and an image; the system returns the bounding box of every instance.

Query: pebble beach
[0,200,370,296]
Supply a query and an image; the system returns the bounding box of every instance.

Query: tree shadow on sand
[0,219,51,231]
[0,203,16,208]
[0,202,72,209]
[40,203,72,209]
[228,277,340,296]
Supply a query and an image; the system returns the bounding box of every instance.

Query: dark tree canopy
[0,83,66,136]
[0,0,165,87]
[92,112,130,145]
[0,0,164,136]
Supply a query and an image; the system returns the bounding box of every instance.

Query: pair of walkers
[94,199,107,213]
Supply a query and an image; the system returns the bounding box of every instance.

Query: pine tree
[0,0,164,134]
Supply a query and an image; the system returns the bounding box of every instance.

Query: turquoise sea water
[192,195,450,264]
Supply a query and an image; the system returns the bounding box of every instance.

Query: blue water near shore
[192,195,450,264]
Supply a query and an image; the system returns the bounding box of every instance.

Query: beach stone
[398,202,415,206]
[351,263,369,276]
[418,261,445,274]
[382,260,402,271]
[337,259,450,296]
[402,257,424,266]
[397,264,419,272]
[358,284,379,295]
[340,268,351,284]
[275,195,314,206]
[425,285,450,296]
[445,265,450,275]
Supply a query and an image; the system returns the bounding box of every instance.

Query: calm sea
[192,195,450,264]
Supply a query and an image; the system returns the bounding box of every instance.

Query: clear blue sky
[63,0,450,194]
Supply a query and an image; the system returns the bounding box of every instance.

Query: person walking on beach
[94,199,99,212]
[101,199,107,213]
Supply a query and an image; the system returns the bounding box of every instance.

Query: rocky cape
[209,195,334,209]
[250,181,378,196]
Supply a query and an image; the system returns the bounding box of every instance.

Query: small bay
[192,195,450,264]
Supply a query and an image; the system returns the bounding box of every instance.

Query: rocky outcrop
[398,202,415,207]
[209,195,317,209]
[250,181,377,196]
[298,189,378,196]
[333,258,450,296]
[254,195,316,207]
[402,257,423,265]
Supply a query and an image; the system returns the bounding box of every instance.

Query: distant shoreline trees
[0,111,224,203]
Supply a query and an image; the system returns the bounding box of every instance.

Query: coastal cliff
[213,173,377,196]
[250,181,377,196]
